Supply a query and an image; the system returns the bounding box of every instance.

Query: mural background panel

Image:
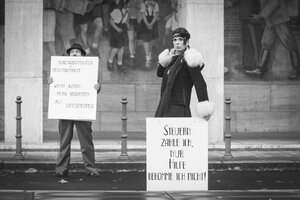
[42,0,178,139]
[224,0,300,81]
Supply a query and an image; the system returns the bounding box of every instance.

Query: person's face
[70,49,82,56]
[173,36,187,52]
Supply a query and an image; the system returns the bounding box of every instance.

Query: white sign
[146,118,208,191]
[48,56,99,121]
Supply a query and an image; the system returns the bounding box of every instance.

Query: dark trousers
[56,120,97,173]
[261,23,298,52]
[260,22,300,72]
[242,20,262,68]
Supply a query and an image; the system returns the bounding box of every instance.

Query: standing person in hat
[48,43,101,177]
[155,27,214,119]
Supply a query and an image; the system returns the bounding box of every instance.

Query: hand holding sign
[94,83,101,93]
[48,77,54,84]
[146,118,208,191]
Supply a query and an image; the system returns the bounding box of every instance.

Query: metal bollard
[224,97,233,158]
[15,96,24,160]
[119,96,129,160]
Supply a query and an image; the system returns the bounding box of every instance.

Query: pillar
[178,0,224,143]
[5,0,43,143]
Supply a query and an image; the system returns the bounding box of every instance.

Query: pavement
[1,190,300,200]
[1,133,300,199]
[1,132,300,172]
[1,149,300,172]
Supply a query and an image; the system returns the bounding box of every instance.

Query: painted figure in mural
[43,7,56,57]
[55,10,76,54]
[163,0,179,49]
[48,43,101,177]
[126,0,143,67]
[74,0,107,57]
[137,0,159,68]
[155,27,214,119]
[245,0,300,80]
[43,0,109,56]
[43,0,84,55]
[107,0,128,72]
[225,0,263,71]
[156,0,178,52]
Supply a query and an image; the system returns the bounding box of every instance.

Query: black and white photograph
[0,0,300,199]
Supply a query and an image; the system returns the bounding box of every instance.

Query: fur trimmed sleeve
[184,48,204,68]
[158,49,173,67]
[195,101,215,118]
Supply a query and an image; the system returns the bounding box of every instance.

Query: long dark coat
[155,48,208,117]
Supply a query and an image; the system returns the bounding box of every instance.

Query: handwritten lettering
[68,84,81,88]
[148,173,173,180]
[169,159,186,169]
[163,125,191,136]
[161,138,180,147]
[52,68,81,73]
[58,60,92,65]
[65,103,94,109]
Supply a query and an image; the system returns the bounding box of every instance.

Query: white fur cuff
[195,101,215,118]
[158,49,173,67]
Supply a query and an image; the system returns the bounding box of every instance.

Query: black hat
[66,43,86,56]
[172,27,190,41]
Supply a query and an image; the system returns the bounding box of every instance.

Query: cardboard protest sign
[146,117,208,191]
[48,56,98,121]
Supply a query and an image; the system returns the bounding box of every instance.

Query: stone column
[5,0,43,143]
[178,0,224,144]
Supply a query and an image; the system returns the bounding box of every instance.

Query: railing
[12,96,233,160]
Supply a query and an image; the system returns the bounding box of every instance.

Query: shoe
[129,57,135,67]
[87,171,100,177]
[288,69,299,80]
[91,47,99,57]
[56,171,68,177]
[107,61,113,71]
[145,60,151,69]
[117,63,127,73]
[245,68,264,77]
[103,27,109,37]
[224,67,229,74]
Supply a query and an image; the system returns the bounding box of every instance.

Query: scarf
[155,54,184,117]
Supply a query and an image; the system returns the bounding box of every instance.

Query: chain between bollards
[119,96,129,160]
[224,97,233,159]
[15,96,24,160]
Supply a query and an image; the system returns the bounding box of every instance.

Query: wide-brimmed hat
[172,27,191,41]
[66,43,86,56]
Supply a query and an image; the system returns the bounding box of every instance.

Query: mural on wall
[224,0,300,81]
[42,0,179,140]
[43,0,179,84]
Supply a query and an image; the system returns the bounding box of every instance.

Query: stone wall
[225,82,300,133]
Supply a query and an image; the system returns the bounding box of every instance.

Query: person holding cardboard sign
[155,27,214,120]
[49,43,101,177]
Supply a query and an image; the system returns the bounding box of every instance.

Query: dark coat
[155,48,208,117]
